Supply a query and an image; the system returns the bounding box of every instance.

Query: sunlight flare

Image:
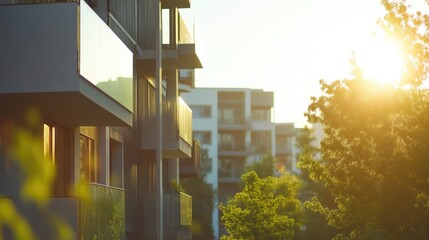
[355,32,404,84]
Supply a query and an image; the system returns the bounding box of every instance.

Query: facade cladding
[182,88,300,238]
[0,0,202,239]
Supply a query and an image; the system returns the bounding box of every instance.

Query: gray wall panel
[0,3,79,93]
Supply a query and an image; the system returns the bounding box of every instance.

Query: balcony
[0,1,133,127]
[162,0,190,9]
[142,192,192,239]
[178,69,195,93]
[80,184,125,240]
[218,117,249,130]
[251,91,274,108]
[141,97,193,158]
[180,139,201,178]
[218,144,250,157]
[1,183,124,239]
[138,10,202,70]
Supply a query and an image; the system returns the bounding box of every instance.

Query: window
[218,132,246,151]
[218,108,244,125]
[251,108,272,122]
[252,131,272,154]
[191,105,211,118]
[80,135,98,183]
[44,123,71,197]
[218,158,245,178]
[194,131,211,144]
[110,139,123,188]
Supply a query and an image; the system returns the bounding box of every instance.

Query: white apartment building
[182,88,275,239]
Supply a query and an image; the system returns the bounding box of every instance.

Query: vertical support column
[72,127,80,189]
[169,8,178,49]
[155,0,163,239]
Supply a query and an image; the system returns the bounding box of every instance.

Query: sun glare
[355,34,404,85]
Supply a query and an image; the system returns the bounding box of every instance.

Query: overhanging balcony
[141,97,193,158]
[0,1,133,127]
[162,0,191,9]
[218,144,251,157]
[137,10,202,70]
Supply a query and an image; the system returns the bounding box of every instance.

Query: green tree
[220,171,301,240]
[299,1,429,239]
[244,155,276,178]
[181,148,215,240]
[297,126,337,240]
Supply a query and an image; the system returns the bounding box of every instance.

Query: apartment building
[181,88,275,239]
[0,0,202,239]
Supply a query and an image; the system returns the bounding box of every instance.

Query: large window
[80,134,98,183]
[251,108,272,122]
[218,132,246,151]
[218,158,245,178]
[191,105,211,118]
[252,131,272,154]
[218,108,244,125]
[43,123,71,197]
[194,131,211,144]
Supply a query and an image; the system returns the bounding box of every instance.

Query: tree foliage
[297,127,337,240]
[220,171,302,240]
[244,155,276,179]
[299,1,429,239]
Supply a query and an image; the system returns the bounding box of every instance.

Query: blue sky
[182,0,388,126]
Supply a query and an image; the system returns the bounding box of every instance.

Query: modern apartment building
[0,0,202,239]
[181,88,275,238]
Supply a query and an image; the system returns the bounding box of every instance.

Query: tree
[220,171,302,240]
[181,148,215,240]
[244,155,276,178]
[297,127,337,240]
[299,0,429,235]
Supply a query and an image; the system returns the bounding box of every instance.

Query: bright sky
[182,0,389,127]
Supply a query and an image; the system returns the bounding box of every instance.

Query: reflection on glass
[178,12,194,44]
[80,0,133,111]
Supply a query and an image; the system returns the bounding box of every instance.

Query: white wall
[182,88,220,239]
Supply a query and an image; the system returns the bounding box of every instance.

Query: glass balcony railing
[143,192,192,226]
[178,98,193,145]
[80,183,125,240]
[180,192,192,226]
[163,97,192,145]
[79,0,133,111]
[178,12,194,44]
